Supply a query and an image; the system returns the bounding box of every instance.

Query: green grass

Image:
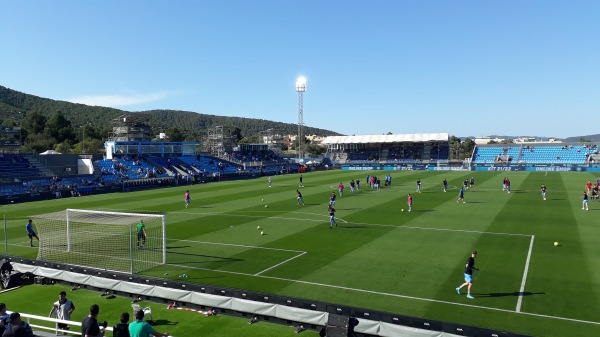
[0,284,318,337]
[2,170,600,336]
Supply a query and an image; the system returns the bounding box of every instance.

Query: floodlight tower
[295,77,307,160]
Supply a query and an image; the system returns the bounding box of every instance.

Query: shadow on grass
[170,274,226,281]
[153,319,179,326]
[337,225,367,229]
[475,291,545,297]
[169,250,244,262]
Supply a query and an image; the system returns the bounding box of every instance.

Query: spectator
[0,303,9,330]
[49,291,75,335]
[112,313,130,337]
[128,310,168,337]
[81,304,106,337]
[4,312,34,337]
[347,316,359,337]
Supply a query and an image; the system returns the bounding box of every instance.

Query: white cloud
[67,91,171,108]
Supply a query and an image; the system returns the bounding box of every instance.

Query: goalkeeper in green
[136,220,146,249]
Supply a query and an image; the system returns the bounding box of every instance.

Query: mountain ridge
[0,85,340,138]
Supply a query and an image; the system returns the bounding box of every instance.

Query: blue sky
[1,1,599,138]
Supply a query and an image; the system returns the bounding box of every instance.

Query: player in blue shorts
[296,190,305,205]
[184,190,190,208]
[541,184,547,201]
[457,187,465,203]
[443,178,448,192]
[456,250,478,299]
[328,205,336,228]
[26,219,39,247]
[582,191,589,210]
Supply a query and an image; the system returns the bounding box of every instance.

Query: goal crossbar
[33,209,166,274]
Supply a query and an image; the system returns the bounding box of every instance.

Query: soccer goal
[33,209,166,274]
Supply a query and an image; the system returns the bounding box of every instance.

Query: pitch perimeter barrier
[6,256,532,337]
[472,163,600,172]
[341,164,468,171]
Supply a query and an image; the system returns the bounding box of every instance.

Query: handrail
[7,310,113,336]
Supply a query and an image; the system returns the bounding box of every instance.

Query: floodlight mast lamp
[295,77,307,160]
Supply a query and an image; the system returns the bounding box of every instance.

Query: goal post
[33,209,166,274]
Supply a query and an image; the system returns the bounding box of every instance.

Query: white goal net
[33,209,166,274]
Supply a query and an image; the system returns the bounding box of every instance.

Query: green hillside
[0,85,340,138]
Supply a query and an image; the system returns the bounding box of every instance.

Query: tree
[21,110,47,139]
[44,111,76,144]
[449,136,462,160]
[239,136,259,144]
[306,144,327,155]
[55,140,73,154]
[24,133,55,153]
[166,127,185,142]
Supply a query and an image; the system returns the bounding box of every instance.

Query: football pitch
[2,170,599,336]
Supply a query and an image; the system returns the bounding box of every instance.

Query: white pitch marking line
[166,238,305,254]
[172,211,531,236]
[254,252,307,276]
[8,242,36,248]
[166,262,600,326]
[516,235,535,312]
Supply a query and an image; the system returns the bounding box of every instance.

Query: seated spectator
[4,312,34,337]
[113,312,130,337]
[0,303,9,329]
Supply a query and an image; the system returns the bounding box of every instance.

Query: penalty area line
[254,252,307,276]
[516,235,534,313]
[166,238,305,254]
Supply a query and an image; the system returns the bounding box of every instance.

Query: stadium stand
[472,144,598,164]
[0,154,42,181]
[322,134,451,164]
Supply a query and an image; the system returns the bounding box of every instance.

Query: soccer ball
[261,198,264,202]
[401,209,404,212]
[261,231,264,235]
[265,205,268,208]
[257,226,261,230]
[330,185,333,189]
[554,242,559,246]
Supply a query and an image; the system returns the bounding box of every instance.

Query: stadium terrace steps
[472,144,596,164]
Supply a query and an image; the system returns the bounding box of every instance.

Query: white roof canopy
[321,133,449,145]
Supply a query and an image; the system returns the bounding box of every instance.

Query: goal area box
[33,209,166,274]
